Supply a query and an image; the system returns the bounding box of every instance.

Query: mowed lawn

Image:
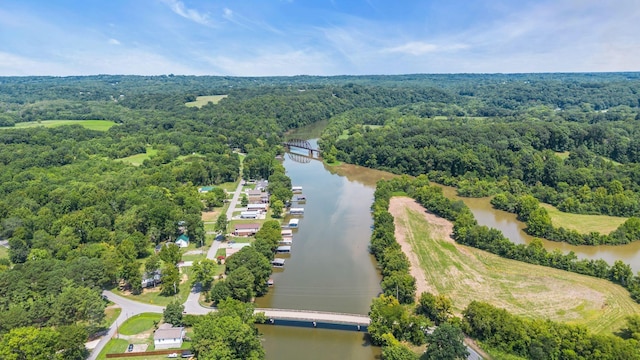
[390,197,640,334]
[116,147,158,166]
[0,120,116,131]
[540,203,627,235]
[185,95,228,108]
[118,313,162,335]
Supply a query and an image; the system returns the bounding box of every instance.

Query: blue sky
[0,0,638,76]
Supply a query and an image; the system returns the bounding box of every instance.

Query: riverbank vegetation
[368,176,640,358]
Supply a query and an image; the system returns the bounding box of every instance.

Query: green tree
[227,266,255,302]
[161,264,180,296]
[159,243,182,265]
[52,282,105,329]
[381,271,416,304]
[241,194,249,207]
[210,280,232,305]
[0,326,61,360]
[215,214,228,235]
[368,294,410,345]
[271,200,284,218]
[145,254,161,276]
[192,299,265,360]
[163,300,184,326]
[192,258,218,290]
[416,292,453,325]
[423,322,469,360]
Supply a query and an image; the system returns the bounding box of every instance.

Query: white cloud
[108,38,121,45]
[161,0,213,26]
[383,41,468,56]
[223,8,233,20]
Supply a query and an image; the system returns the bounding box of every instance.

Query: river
[258,122,640,359]
[257,137,395,359]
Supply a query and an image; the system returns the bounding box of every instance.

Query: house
[153,323,185,349]
[141,270,162,288]
[198,186,215,193]
[175,234,189,248]
[240,211,259,219]
[247,203,268,212]
[234,223,260,236]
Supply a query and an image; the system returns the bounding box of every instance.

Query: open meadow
[540,203,627,235]
[390,196,640,334]
[116,147,158,166]
[185,95,228,108]
[0,119,116,131]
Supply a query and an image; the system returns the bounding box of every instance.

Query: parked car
[127,344,133,352]
[167,353,178,358]
[181,350,193,358]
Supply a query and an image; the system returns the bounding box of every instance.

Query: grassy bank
[540,203,627,235]
[391,197,640,334]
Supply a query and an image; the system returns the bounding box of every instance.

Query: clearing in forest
[389,196,640,334]
[185,95,228,108]
[116,146,158,166]
[0,119,116,131]
[540,203,627,235]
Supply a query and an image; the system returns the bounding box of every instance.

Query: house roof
[176,234,189,242]
[154,324,184,340]
[235,223,260,230]
[199,186,215,192]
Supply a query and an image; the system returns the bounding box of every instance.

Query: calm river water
[258,123,640,359]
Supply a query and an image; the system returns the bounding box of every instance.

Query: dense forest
[2,73,640,358]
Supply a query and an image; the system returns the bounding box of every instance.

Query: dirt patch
[202,210,220,222]
[389,198,436,298]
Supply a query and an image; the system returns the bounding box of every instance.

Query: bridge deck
[257,308,370,325]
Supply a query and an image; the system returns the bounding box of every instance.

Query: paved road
[224,180,244,224]
[87,292,164,360]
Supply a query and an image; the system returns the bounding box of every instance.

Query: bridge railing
[255,308,369,319]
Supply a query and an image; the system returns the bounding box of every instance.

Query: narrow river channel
[257,137,394,359]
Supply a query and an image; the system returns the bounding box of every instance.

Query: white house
[174,234,190,248]
[153,323,185,349]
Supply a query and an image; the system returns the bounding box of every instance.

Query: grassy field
[0,246,7,259]
[390,197,640,334]
[116,146,158,166]
[555,151,621,166]
[540,203,627,234]
[97,338,129,360]
[104,306,122,329]
[185,95,228,108]
[0,119,116,131]
[118,313,162,335]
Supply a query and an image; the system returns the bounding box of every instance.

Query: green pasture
[540,203,627,235]
[185,95,228,108]
[116,147,158,166]
[0,120,116,131]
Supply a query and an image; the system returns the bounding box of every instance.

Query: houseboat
[271,258,285,267]
[289,207,305,215]
[288,218,299,228]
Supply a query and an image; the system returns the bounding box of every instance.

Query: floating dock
[272,258,286,267]
[288,218,299,228]
[289,207,305,215]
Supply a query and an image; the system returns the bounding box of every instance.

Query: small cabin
[234,223,260,236]
[240,211,259,219]
[288,218,299,228]
[247,203,268,212]
[276,245,291,253]
[271,258,285,267]
[289,207,304,215]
